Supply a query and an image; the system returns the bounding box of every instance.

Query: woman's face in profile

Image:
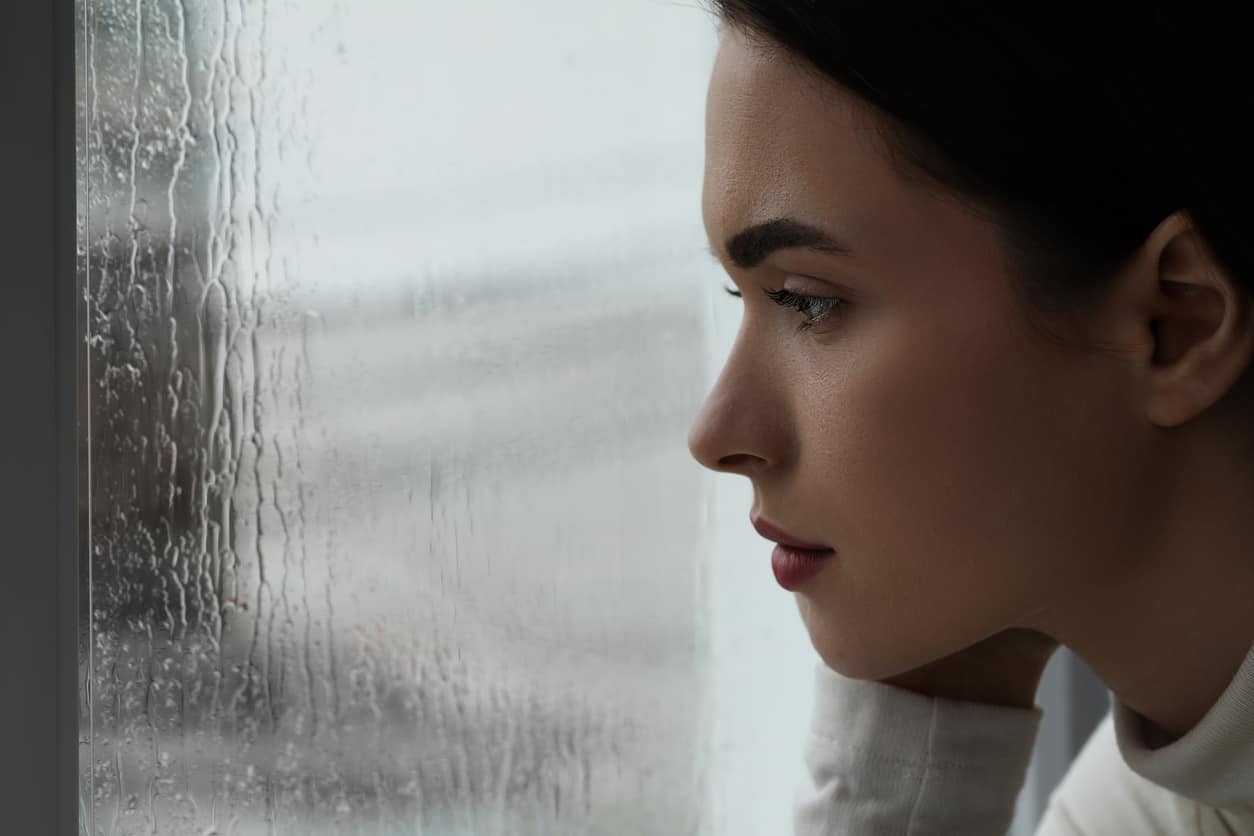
[689,27,1151,680]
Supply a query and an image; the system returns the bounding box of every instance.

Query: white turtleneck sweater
[793,645,1254,835]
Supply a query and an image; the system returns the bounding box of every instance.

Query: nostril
[717,452,766,474]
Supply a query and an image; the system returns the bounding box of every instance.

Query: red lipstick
[751,517,836,591]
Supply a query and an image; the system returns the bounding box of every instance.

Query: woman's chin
[806,623,963,683]
[808,631,899,681]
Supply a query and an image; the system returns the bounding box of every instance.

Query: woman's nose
[686,361,784,477]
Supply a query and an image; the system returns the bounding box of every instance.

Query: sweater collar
[1113,643,1254,810]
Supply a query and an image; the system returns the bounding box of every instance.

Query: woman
[687,4,1254,834]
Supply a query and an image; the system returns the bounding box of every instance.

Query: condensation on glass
[78,1,718,833]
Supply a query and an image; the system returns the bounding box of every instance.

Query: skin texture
[688,26,1254,741]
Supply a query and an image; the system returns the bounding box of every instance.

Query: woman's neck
[1045,428,1254,742]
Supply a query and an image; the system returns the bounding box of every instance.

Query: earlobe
[1142,218,1254,428]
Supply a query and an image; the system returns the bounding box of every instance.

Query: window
[76,1,820,834]
[0,1,1107,832]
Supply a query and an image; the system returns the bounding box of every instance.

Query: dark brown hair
[707,3,1254,352]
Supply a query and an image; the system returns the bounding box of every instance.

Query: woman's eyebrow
[709,217,855,270]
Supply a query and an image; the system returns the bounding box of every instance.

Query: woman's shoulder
[1036,713,1254,836]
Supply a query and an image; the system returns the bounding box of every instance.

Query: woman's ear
[1128,212,1254,428]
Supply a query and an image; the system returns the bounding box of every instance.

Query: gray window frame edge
[1014,648,1113,835]
[0,0,79,833]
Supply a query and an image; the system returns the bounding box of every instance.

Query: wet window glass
[77,1,818,834]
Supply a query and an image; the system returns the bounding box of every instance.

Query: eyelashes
[723,285,846,332]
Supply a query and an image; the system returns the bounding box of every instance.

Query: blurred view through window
[78,1,819,834]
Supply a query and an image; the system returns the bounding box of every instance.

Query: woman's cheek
[797,368,1025,676]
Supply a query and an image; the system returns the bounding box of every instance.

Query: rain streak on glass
[79,0,717,833]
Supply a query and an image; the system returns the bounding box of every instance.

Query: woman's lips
[770,544,836,590]
[751,516,836,590]
[750,516,831,550]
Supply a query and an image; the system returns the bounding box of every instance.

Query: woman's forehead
[702,31,1018,312]
[703,32,904,238]
[703,82,902,269]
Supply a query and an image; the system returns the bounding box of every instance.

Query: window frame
[1014,648,1112,834]
[0,0,78,832]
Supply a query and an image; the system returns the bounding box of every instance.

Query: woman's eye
[765,287,846,332]
[720,284,846,333]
